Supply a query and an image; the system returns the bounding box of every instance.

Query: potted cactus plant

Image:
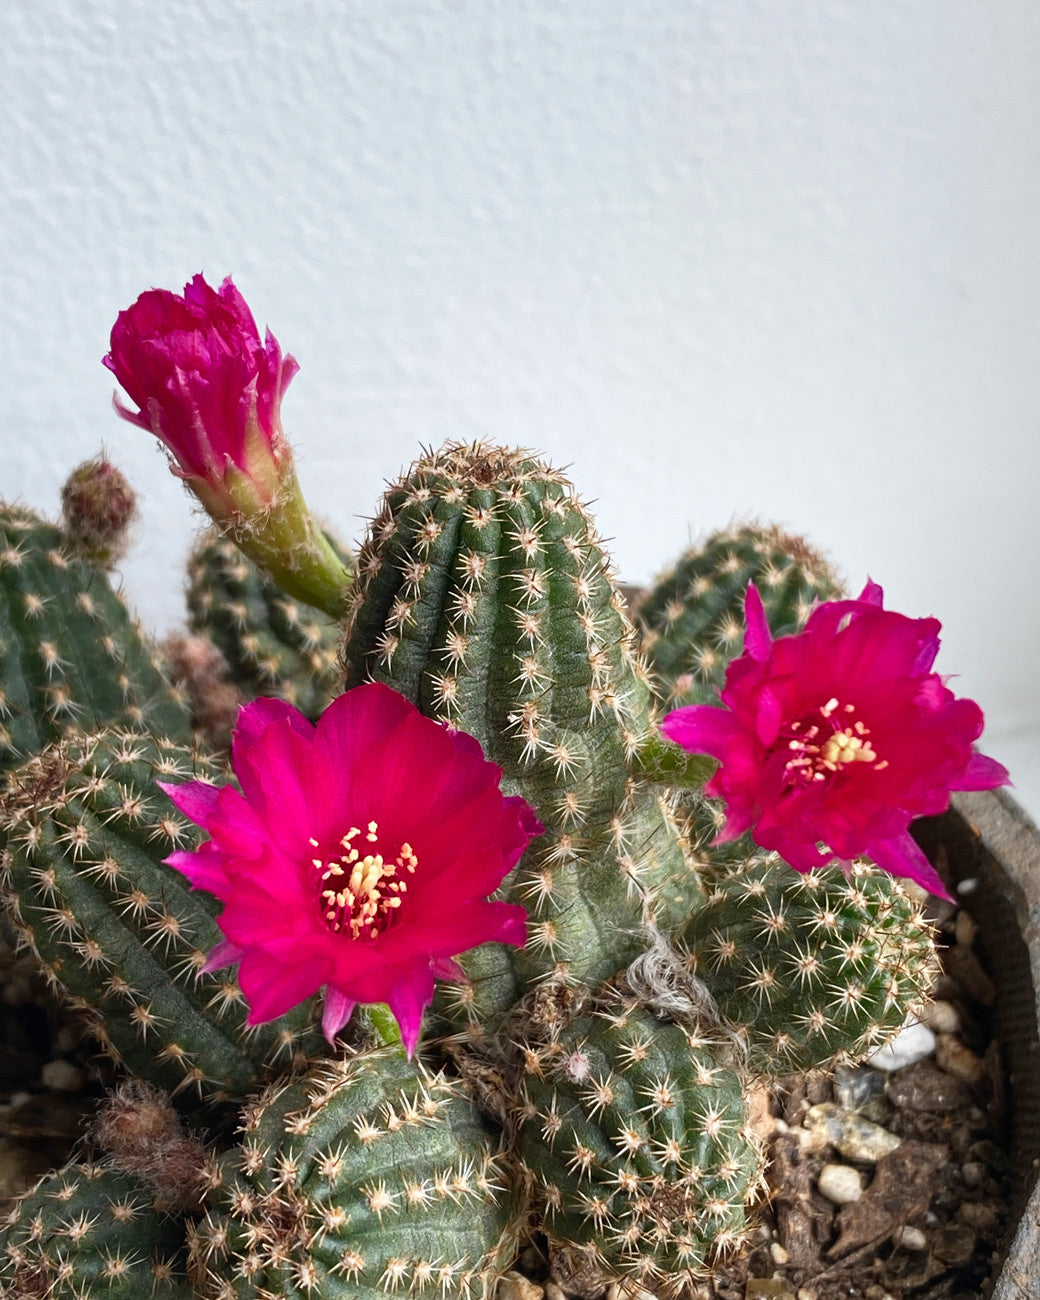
[0,275,1031,1300]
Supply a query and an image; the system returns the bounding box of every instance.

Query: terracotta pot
[914,789,1040,1298]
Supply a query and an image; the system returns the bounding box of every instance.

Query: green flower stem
[221,465,353,617]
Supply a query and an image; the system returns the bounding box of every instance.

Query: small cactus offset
[513,1003,761,1296]
[0,274,1011,1300]
[187,1048,517,1300]
[635,522,844,709]
[680,856,938,1075]
[186,528,350,720]
[0,1161,195,1300]
[0,500,192,773]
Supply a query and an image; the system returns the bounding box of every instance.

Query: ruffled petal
[868,832,953,901]
[743,583,772,662]
[660,705,739,758]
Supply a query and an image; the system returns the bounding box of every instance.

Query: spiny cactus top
[661,581,1009,898]
[343,442,696,1026]
[162,683,541,1055]
[0,504,192,773]
[681,856,937,1075]
[188,1049,517,1300]
[636,522,843,709]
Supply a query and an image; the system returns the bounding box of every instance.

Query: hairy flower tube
[660,582,1009,898]
[104,274,350,615]
[160,683,542,1055]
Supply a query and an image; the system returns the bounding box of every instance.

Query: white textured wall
[4,2,1039,807]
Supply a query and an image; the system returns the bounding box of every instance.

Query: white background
[3,2,1038,814]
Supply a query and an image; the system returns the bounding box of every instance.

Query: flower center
[308,821,418,940]
[780,697,889,786]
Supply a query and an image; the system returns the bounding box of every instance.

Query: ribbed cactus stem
[342,442,699,1029]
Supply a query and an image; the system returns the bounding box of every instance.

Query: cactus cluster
[0,445,938,1300]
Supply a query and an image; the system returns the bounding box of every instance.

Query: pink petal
[238,951,327,1023]
[164,845,231,896]
[386,966,436,1059]
[949,751,1010,791]
[158,779,221,829]
[320,987,357,1044]
[201,939,245,973]
[743,584,772,662]
[660,705,738,758]
[856,579,885,607]
[867,833,953,901]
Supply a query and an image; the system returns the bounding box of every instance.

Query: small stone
[868,1019,936,1072]
[961,1160,986,1188]
[956,876,979,895]
[770,1242,789,1265]
[887,1064,974,1113]
[746,1084,778,1140]
[893,1225,927,1251]
[544,1287,567,1300]
[934,1033,984,1084]
[932,1223,976,1266]
[796,1291,817,1300]
[954,910,977,946]
[834,1065,889,1122]
[497,1273,543,1300]
[817,1163,863,1204]
[921,999,961,1034]
[943,945,996,1005]
[958,1201,999,1232]
[41,1059,86,1092]
[804,1103,902,1162]
[968,1138,1010,1172]
[745,1282,795,1299]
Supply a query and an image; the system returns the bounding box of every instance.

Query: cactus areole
[162,682,541,1054]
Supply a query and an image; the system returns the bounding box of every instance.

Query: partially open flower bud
[60,455,137,568]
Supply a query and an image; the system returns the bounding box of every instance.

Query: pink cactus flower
[104,274,296,515]
[160,683,541,1055]
[660,582,1009,899]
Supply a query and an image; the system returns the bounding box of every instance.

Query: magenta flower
[104,274,296,512]
[160,683,542,1055]
[660,582,1009,899]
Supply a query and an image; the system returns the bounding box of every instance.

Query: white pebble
[497,1272,543,1300]
[770,1242,789,1265]
[956,877,978,895]
[41,1060,85,1092]
[817,1163,863,1204]
[921,1000,961,1034]
[893,1225,927,1251]
[868,1019,936,1072]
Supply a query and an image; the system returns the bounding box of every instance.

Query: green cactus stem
[635,522,844,710]
[513,1003,761,1295]
[680,856,937,1075]
[342,442,698,1030]
[187,1048,517,1300]
[0,504,193,774]
[0,729,325,1107]
[0,1161,194,1300]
